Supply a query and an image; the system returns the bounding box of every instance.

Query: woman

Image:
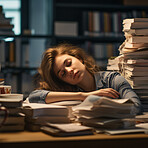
[28,43,142,114]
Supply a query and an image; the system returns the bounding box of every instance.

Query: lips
[73,71,79,79]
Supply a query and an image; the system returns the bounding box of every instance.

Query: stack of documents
[22,103,70,131]
[0,94,25,132]
[72,95,138,130]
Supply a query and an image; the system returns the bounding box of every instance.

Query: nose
[65,67,73,74]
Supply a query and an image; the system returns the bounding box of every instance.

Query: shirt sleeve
[105,72,143,114]
[28,89,50,103]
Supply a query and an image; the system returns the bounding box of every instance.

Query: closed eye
[65,59,72,67]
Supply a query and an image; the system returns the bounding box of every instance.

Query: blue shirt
[28,71,142,114]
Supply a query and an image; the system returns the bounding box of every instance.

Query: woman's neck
[77,71,96,92]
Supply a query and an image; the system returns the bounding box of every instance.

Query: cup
[0,85,11,94]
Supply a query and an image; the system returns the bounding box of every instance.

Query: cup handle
[0,106,8,127]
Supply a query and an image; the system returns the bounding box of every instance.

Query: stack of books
[22,103,70,131]
[107,55,123,71]
[117,18,148,112]
[0,5,14,35]
[0,93,24,132]
[72,96,138,130]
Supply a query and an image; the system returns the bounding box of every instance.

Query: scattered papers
[72,95,138,130]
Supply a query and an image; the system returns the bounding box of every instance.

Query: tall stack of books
[0,5,14,35]
[117,18,148,112]
[22,103,70,131]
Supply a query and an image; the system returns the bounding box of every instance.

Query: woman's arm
[45,88,120,103]
[28,88,120,104]
[106,72,143,114]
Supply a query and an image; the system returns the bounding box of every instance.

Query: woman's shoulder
[96,71,120,78]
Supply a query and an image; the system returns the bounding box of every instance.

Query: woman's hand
[84,88,120,99]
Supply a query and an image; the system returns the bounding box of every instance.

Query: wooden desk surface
[1,131,148,148]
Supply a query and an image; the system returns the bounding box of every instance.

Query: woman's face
[53,54,86,85]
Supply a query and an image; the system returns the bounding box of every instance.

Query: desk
[1,131,148,148]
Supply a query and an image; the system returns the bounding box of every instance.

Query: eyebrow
[57,59,67,76]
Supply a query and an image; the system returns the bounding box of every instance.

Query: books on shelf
[54,21,78,37]
[82,11,147,37]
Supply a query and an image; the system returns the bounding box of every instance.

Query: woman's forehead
[53,54,71,73]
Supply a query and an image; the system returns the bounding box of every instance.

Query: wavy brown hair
[35,43,100,91]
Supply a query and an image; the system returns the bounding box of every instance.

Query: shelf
[0,34,53,39]
[56,3,148,11]
[54,36,125,43]
[1,67,37,73]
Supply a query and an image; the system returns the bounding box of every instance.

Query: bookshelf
[52,0,148,68]
[0,34,53,98]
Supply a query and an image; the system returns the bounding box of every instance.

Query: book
[25,116,70,125]
[124,69,148,77]
[123,22,148,30]
[25,122,41,131]
[128,36,148,44]
[0,107,22,115]
[123,18,148,24]
[0,124,24,132]
[124,29,148,36]
[123,49,148,58]
[41,123,94,137]
[124,65,148,72]
[0,94,23,108]
[54,21,78,37]
[124,59,148,65]
[23,103,69,117]
[126,78,148,86]
[124,41,148,49]
[2,113,25,125]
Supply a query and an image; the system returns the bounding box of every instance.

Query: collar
[94,72,104,89]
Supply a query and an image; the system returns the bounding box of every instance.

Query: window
[0,0,21,35]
